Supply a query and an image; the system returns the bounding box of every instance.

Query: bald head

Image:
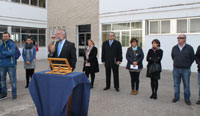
[177,34,186,45]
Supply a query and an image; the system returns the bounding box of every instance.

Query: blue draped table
[29,71,91,116]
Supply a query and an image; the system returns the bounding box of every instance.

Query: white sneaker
[8,88,12,92]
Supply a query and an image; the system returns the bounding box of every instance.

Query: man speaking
[51,29,77,70]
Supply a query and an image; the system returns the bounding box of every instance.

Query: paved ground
[0,59,199,116]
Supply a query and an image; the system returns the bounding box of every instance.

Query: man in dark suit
[102,32,123,92]
[52,29,77,70]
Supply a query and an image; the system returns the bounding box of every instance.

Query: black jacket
[171,44,194,69]
[101,40,123,67]
[146,48,163,79]
[83,46,99,73]
[195,45,200,72]
[52,40,77,70]
[126,47,144,70]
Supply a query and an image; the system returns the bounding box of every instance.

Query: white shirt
[178,43,186,51]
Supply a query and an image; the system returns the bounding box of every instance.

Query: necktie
[109,40,112,46]
[57,42,62,56]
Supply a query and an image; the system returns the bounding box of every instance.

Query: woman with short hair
[126,38,144,95]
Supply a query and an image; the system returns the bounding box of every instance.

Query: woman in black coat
[146,39,163,100]
[83,39,99,88]
[126,38,144,95]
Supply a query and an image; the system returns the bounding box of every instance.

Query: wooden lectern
[46,58,73,116]
[46,58,72,75]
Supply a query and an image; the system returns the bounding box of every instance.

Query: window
[161,21,170,34]
[177,19,187,33]
[102,22,143,47]
[39,0,46,8]
[112,23,130,30]
[0,25,7,43]
[31,0,38,6]
[11,26,46,47]
[122,31,129,47]
[11,27,21,47]
[22,0,29,4]
[102,32,109,42]
[131,30,142,47]
[131,22,142,29]
[11,0,20,3]
[150,21,159,34]
[102,24,111,31]
[190,18,200,33]
[149,20,170,34]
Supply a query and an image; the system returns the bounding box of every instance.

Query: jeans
[0,66,17,97]
[198,72,200,100]
[173,68,191,101]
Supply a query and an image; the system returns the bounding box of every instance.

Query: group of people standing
[1,29,199,107]
[0,32,37,100]
[84,32,200,106]
[48,30,200,106]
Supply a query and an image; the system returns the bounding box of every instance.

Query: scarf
[25,43,33,49]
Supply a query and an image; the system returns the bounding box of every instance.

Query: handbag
[148,63,161,74]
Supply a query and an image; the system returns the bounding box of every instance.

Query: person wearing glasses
[48,34,57,57]
[171,34,195,105]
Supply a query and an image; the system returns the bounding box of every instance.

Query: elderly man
[0,32,17,100]
[51,30,77,70]
[171,34,195,105]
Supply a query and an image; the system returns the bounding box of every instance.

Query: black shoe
[185,100,191,105]
[153,94,157,100]
[91,86,93,89]
[115,88,119,92]
[172,98,179,103]
[25,85,28,88]
[12,96,17,100]
[196,100,200,105]
[0,94,7,100]
[150,93,154,99]
[103,87,110,90]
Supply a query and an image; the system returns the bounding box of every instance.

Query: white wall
[100,0,200,14]
[99,0,200,72]
[0,1,47,28]
[0,1,48,60]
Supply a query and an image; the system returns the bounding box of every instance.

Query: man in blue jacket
[0,32,17,100]
[171,34,195,105]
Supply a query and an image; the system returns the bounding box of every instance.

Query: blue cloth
[0,40,16,67]
[29,71,91,116]
[0,66,17,96]
[173,68,191,101]
[198,72,200,100]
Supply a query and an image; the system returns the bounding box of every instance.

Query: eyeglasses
[177,37,185,39]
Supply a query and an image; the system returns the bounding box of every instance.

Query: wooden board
[46,58,72,75]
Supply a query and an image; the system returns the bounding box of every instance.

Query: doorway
[78,25,91,57]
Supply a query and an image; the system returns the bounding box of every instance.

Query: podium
[29,71,91,116]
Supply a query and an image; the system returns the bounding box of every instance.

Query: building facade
[48,0,99,59]
[0,0,47,61]
[99,0,200,72]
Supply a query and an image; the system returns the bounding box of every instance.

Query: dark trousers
[129,72,140,90]
[26,69,34,86]
[105,66,119,89]
[151,78,158,94]
[85,67,95,87]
